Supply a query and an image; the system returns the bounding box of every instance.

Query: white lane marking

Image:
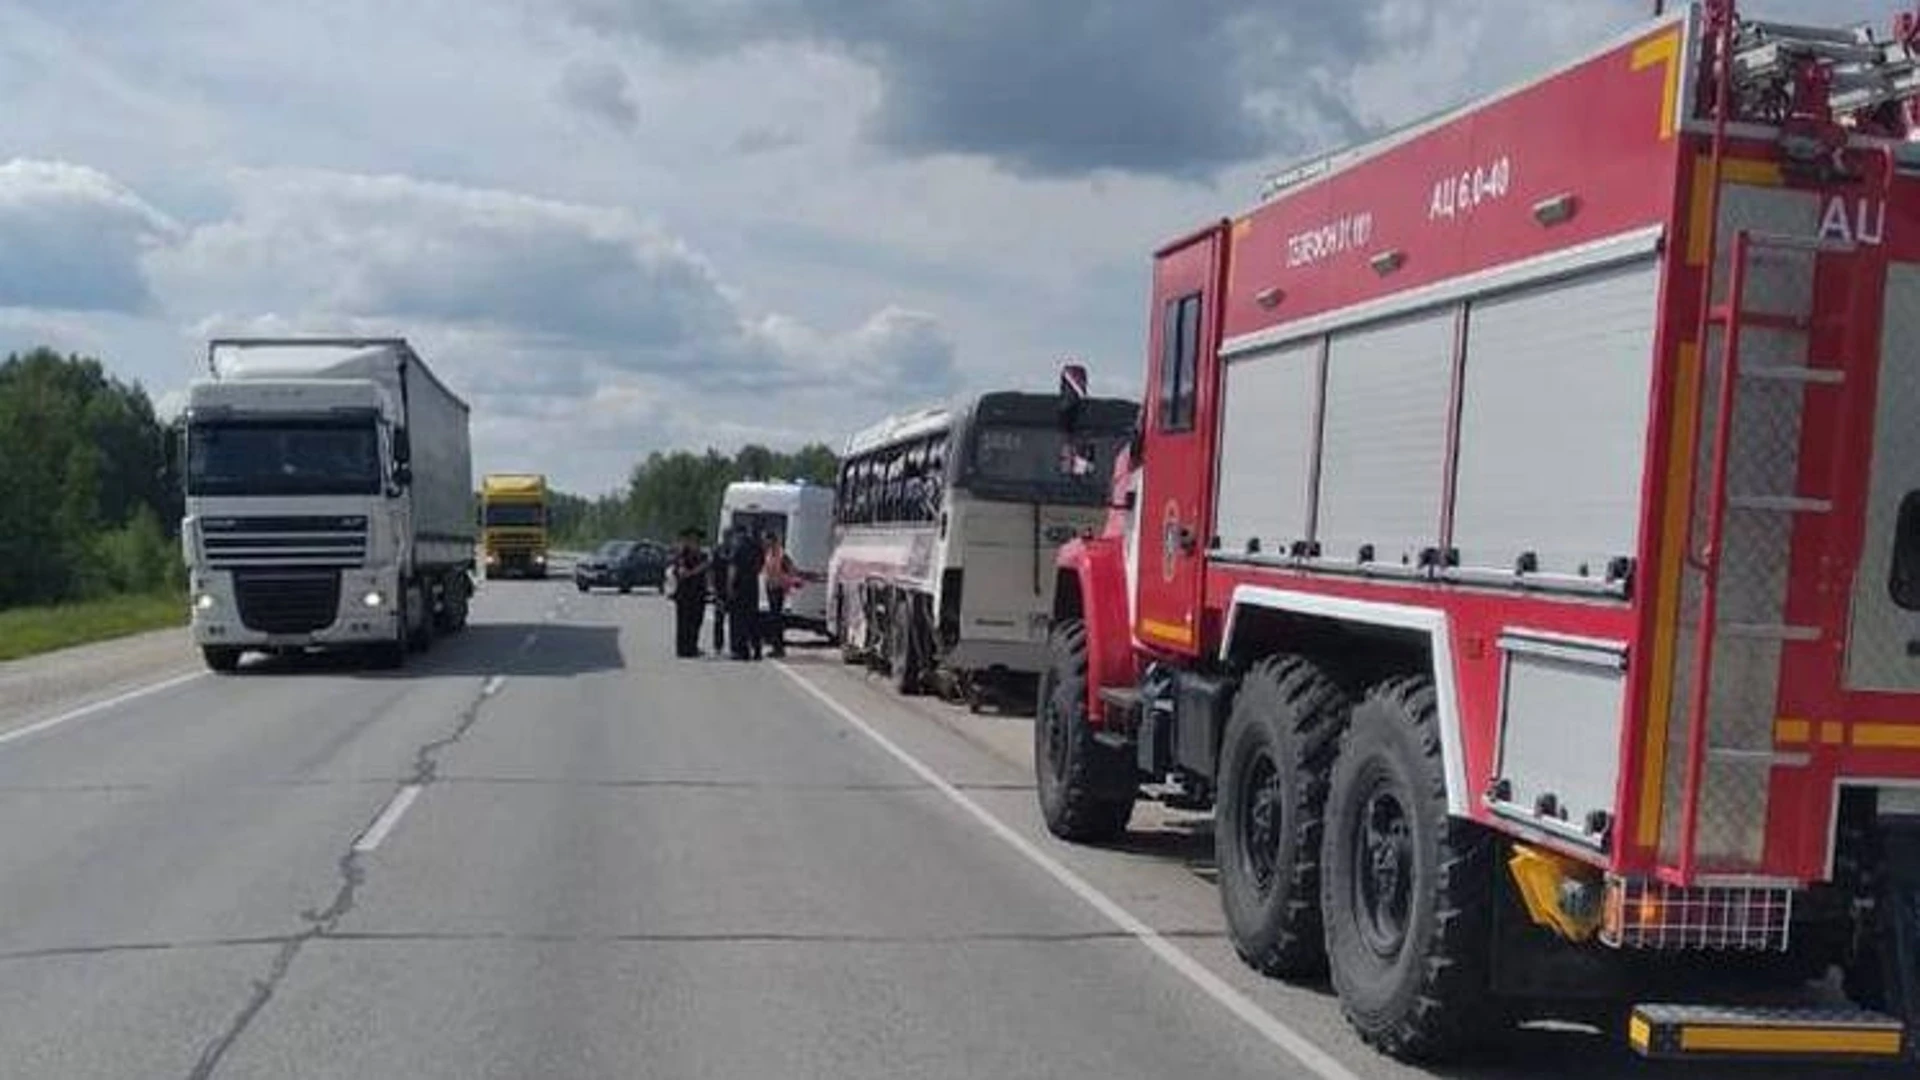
[481,675,506,698]
[352,784,423,853]
[0,670,207,750]
[517,633,539,656]
[775,663,1361,1080]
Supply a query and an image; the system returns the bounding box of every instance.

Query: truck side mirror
[393,461,413,489]
[1057,361,1088,433]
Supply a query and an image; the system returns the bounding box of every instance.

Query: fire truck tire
[1035,618,1134,842]
[1322,676,1498,1062]
[1216,655,1348,978]
[407,583,434,654]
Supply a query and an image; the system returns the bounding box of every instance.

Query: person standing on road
[708,527,732,657]
[760,531,795,659]
[669,528,710,658]
[727,527,765,660]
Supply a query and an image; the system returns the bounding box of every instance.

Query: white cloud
[0,159,180,313]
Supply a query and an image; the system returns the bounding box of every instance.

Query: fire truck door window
[1846,261,1920,692]
[1451,259,1659,577]
[1216,340,1320,555]
[1158,293,1201,432]
[1316,309,1453,566]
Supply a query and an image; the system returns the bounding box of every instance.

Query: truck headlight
[362,590,385,608]
[194,593,216,611]
[534,553,547,564]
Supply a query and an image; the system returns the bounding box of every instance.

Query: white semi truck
[181,338,475,671]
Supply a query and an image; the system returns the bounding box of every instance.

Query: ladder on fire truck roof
[1725,14,1920,122]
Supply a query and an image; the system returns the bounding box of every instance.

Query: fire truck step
[1627,1004,1907,1062]
[1719,622,1823,641]
[1096,686,1141,712]
[1739,365,1845,385]
[1727,494,1832,513]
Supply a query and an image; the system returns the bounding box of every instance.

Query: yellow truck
[480,473,549,579]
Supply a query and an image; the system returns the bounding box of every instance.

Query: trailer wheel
[1035,618,1135,842]
[202,646,242,674]
[1322,676,1498,1061]
[1216,655,1348,978]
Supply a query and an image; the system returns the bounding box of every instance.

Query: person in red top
[760,531,796,659]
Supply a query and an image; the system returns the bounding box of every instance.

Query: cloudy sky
[0,0,1895,493]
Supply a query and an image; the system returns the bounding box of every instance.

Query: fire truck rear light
[1532,192,1579,226]
[1601,876,1792,951]
[1369,249,1406,275]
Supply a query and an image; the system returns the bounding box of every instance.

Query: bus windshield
[963,424,1128,506]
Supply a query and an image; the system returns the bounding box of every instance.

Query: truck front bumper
[189,568,402,649]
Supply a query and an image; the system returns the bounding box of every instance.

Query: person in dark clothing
[727,528,764,660]
[760,531,795,659]
[669,528,710,658]
[708,527,733,657]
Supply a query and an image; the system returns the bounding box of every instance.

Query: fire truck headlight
[361,590,385,609]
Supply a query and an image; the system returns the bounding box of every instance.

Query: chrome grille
[201,515,368,569]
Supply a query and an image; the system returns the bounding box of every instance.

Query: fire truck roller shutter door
[1316,310,1454,570]
[1216,339,1321,558]
[1450,257,1661,579]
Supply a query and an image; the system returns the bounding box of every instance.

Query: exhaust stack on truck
[182,338,475,671]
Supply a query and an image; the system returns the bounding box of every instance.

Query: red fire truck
[1041,0,1920,1064]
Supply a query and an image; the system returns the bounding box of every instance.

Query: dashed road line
[351,784,423,853]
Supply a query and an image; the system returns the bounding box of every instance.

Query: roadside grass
[0,591,186,662]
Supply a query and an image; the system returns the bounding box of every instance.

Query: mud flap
[1880,812,1920,1056]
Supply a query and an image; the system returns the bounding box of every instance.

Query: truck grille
[233,570,342,634]
[202,516,368,569]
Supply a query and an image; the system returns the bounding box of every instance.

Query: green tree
[0,348,178,607]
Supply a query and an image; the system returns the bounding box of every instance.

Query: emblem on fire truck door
[1160,499,1181,584]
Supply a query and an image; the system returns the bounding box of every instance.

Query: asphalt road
[0,582,1894,1079]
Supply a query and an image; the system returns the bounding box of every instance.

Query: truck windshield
[963,425,1129,506]
[187,420,381,497]
[484,504,545,527]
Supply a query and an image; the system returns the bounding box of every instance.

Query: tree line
[0,349,182,608]
[549,443,840,548]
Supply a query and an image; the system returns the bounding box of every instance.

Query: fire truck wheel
[1216,655,1348,978]
[1035,618,1134,842]
[1322,676,1498,1061]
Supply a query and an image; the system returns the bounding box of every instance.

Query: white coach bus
[828,389,1137,705]
[717,480,835,636]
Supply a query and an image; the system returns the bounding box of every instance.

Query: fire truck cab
[1043,1,1920,1064]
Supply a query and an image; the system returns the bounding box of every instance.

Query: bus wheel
[1322,676,1499,1061]
[889,590,923,696]
[1034,619,1134,842]
[1216,655,1347,978]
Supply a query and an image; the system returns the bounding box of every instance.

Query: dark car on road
[573,539,667,594]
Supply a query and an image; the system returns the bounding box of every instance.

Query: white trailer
[182,338,474,671]
[718,480,835,636]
